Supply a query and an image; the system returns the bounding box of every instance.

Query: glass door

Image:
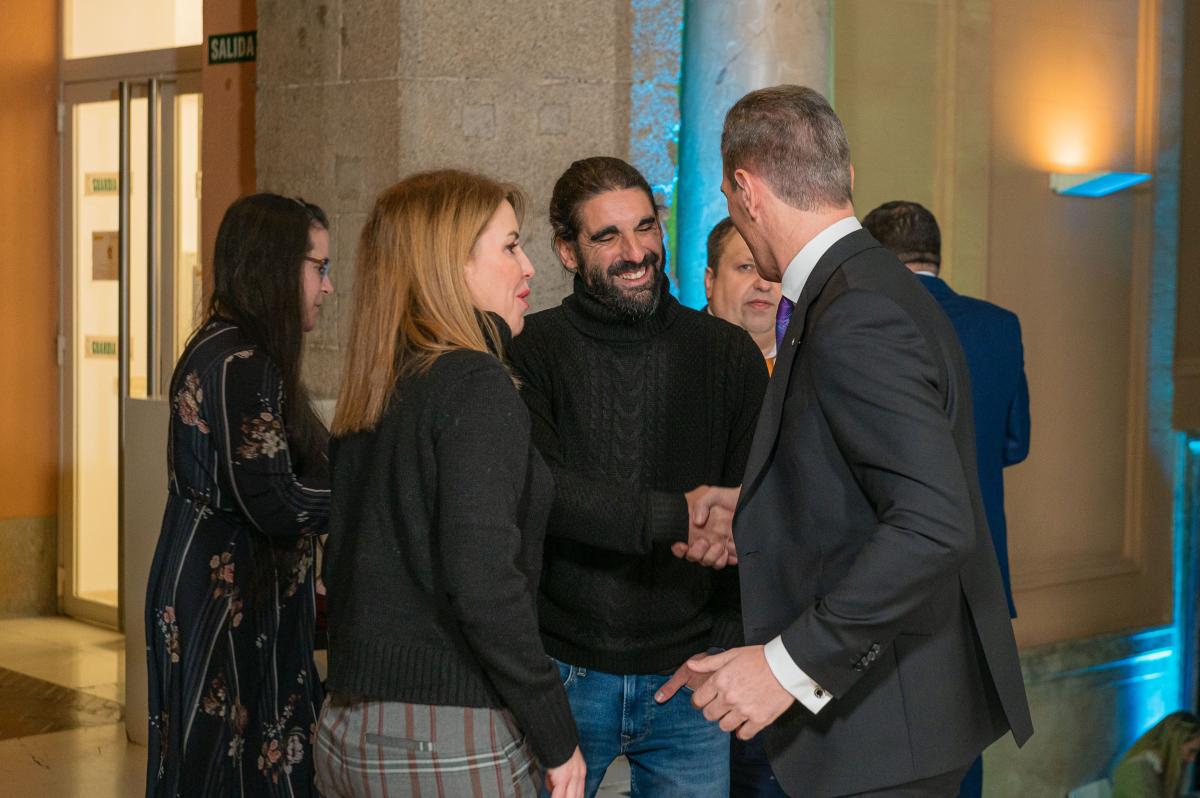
[61,73,201,628]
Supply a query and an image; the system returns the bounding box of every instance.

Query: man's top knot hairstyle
[861,200,942,268]
[721,85,853,213]
[548,156,659,252]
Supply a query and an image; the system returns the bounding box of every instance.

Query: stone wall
[984,628,1178,796]
[0,518,57,618]
[257,0,682,398]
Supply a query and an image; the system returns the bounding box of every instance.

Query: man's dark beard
[578,249,663,321]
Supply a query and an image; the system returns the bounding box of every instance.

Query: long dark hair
[205,193,329,476]
[548,156,657,251]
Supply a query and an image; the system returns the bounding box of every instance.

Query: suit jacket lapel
[737,229,881,510]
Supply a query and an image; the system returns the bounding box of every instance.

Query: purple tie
[775,296,795,351]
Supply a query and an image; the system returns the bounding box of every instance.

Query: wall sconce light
[1050,171,1152,197]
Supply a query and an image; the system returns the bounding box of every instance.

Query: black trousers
[840,764,974,798]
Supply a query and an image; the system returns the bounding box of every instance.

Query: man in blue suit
[863,200,1031,798]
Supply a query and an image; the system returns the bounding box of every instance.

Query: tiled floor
[0,667,122,739]
[0,616,125,704]
[0,616,145,796]
[0,615,631,797]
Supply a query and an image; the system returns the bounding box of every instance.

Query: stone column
[675,0,831,308]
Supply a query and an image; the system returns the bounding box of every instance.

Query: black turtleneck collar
[561,272,680,342]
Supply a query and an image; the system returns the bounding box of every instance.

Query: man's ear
[734,168,761,222]
[849,163,855,191]
[704,267,716,302]
[555,237,579,272]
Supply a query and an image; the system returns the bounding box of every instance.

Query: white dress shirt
[762,214,862,715]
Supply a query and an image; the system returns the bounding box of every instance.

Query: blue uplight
[1053,172,1153,197]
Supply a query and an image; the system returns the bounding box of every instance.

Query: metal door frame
[58,50,200,628]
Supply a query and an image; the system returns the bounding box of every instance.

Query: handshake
[672,485,742,570]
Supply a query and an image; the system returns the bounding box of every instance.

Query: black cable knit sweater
[323,325,578,767]
[508,276,770,674]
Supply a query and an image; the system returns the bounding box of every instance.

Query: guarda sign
[208,31,256,65]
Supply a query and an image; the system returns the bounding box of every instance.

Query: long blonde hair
[333,170,526,435]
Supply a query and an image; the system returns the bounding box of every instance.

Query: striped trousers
[314,694,543,798]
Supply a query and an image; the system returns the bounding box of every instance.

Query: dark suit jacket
[917,274,1030,617]
[734,230,1032,797]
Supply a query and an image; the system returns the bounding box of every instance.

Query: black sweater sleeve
[511,342,689,556]
[432,360,578,767]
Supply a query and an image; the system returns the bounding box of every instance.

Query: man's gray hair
[721,85,853,212]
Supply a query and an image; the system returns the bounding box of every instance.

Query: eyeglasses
[304,256,331,279]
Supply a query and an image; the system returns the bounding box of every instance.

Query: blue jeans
[546,659,729,798]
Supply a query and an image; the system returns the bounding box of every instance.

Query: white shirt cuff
[764,636,833,715]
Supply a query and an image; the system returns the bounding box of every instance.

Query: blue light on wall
[1117,632,1178,742]
[629,0,684,299]
[1050,171,1153,197]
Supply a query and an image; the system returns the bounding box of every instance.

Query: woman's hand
[545,746,586,798]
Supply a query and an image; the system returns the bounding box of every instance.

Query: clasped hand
[654,647,796,740]
[673,485,742,569]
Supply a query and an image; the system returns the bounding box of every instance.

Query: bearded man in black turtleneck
[508,157,769,797]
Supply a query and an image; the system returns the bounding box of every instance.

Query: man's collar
[780,216,862,302]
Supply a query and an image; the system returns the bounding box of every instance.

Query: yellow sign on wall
[84,172,120,195]
[84,336,118,359]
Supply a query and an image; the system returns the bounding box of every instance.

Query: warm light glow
[64,0,202,60]
[1043,108,1093,170]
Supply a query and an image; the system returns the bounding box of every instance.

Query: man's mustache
[607,250,661,279]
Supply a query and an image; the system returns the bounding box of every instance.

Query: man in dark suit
[863,200,1031,798]
[670,85,1033,797]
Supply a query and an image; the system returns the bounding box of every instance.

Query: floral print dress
[145,319,329,797]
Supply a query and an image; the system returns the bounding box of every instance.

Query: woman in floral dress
[146,194,334,797]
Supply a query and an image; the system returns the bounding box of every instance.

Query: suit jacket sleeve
[709,334,770,650]
[1004,316,1031,466]
[781,289,977,700]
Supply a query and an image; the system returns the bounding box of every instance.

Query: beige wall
[838,0,1182,651]
[835,0,992,297]
[993,0,1178,649]
[0,0,59,616]
[837,0,1187,792]
[835,1,939,219]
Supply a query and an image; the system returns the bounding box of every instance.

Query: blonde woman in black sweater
[315,171,585,798]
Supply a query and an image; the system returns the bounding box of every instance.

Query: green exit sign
[85,335,118,359]
[208,31,256,65]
